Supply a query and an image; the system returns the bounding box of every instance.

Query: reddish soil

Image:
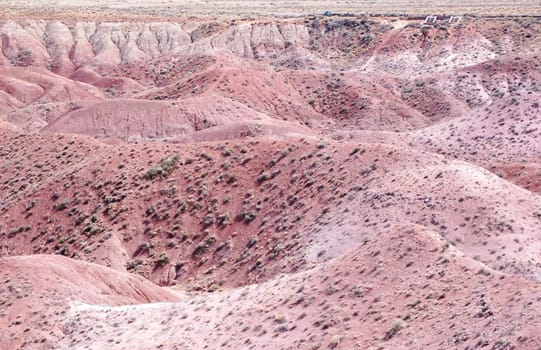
[0,254,179,349]
[0,11,540,350]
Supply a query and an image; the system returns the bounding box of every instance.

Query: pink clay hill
[0,4,540,350]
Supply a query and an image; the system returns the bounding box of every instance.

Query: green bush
[144,154,180,180]
[155,252,170,267]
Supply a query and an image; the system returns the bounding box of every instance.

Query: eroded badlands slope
[1,14,541,350]
[0,17,539,139]
[3,128,541,285]
[0,255,179,350]
[2,125,541,349]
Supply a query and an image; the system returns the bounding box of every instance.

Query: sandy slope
[58,225,541,349]
[0,255,178,349]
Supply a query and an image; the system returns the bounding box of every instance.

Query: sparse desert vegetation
[0,1,541,350]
